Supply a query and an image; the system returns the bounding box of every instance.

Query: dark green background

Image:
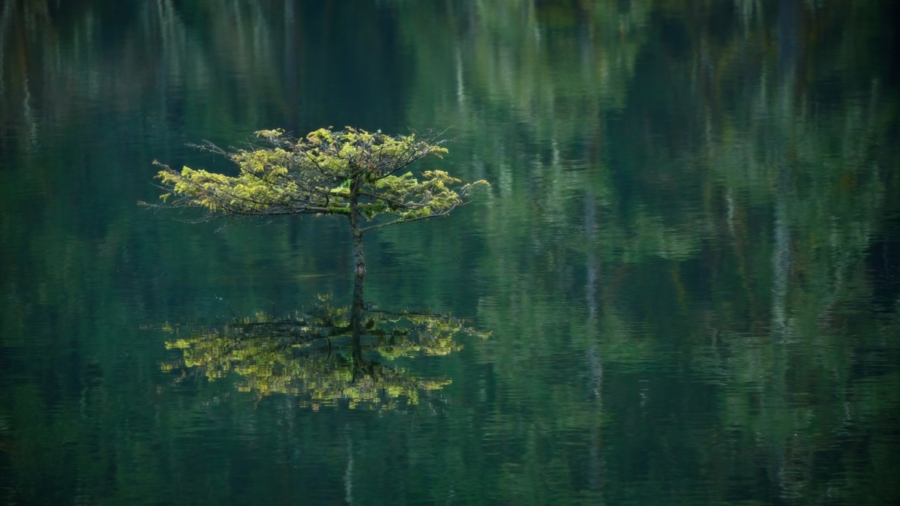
[1,0,899,504]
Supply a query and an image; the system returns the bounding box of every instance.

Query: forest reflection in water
[1,0,899,503]
[162,293,489,412]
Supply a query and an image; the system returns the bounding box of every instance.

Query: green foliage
[152,127,489,232]
[161,297,489,410]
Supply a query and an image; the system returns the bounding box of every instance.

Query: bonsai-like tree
[150,127,488,304]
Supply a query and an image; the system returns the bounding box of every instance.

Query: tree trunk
[350,227,365,307]
[348,179,366,340]
[350,238,364,345]
[349,220,366,380]
[349,189,365,286]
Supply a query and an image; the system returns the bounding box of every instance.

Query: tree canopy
[152,127,488,233]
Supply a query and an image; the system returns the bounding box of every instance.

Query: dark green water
[2,0,899,504]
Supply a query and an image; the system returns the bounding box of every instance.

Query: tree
[149,127,488,315]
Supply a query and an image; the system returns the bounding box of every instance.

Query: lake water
[1,1,899,504]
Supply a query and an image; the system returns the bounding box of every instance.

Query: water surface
[1,1,899,504]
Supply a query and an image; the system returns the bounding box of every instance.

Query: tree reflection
[161,293,488,411]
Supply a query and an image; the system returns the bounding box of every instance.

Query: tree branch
[360,208,459,234]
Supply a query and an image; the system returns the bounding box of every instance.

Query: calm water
[2,0,899,504]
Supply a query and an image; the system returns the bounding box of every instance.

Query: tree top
[149,127,489,233]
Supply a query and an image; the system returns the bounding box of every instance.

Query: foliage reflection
[162,295,488,411]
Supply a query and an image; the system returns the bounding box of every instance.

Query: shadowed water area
[1,0,899,504]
